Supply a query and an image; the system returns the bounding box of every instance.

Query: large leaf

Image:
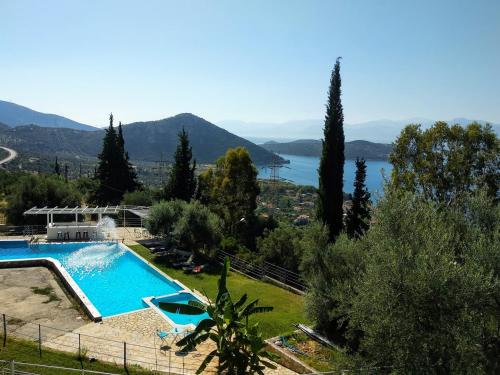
[196,349,218,374]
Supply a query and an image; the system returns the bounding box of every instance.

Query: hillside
[0,113,282,165]
[261,139,392,160]
[0,100,97,131]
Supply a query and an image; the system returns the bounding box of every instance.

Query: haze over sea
[259,154,393,196]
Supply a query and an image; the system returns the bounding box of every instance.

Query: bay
[259,154,393,196]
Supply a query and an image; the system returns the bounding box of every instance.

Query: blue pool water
[153,292,209,327]
[0,241,183,317]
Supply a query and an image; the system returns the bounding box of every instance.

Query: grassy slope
[0,337,150,375]
[129,245,309,339]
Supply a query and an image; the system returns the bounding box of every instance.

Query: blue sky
[1,0,499,127]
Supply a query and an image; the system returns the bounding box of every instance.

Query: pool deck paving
[0,266,296,374]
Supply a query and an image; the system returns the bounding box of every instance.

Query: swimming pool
[0,241,188,318]
[149,291,210,327]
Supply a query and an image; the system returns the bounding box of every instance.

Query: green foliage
[199,147,260,247]
[121,189,154,206]
[390,121,499,202]
[145,200,186,238]
[174,201,222,254]
[72,177,99,203]
[317,58,345,241]
[345,158,371,239]
[348,190,500,373]
[257,224,303,273]
[6,174,81,225]
[164,128,197,201]
[145,200,222,253]
[93,114,140,204]
[300,225,365,349]
[177,258,277,374]
[54,156,60,176]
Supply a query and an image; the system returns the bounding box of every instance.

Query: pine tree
[346,158,371,238]
[94,114,120,204]
[164,128,196,201]
[117,121,140,193]
[64,164,68,182]
[317,58,345,241]
[94,115,140,205]
[54,157,60,176]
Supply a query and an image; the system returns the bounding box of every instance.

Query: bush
[349,190,500,373]
[6,174,81,225]
[146,200,222,254]
[174,201,222,254]
[122,190,154,206]
[145,200,186,238]
[257,224,303,272]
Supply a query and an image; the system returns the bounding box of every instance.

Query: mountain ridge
[219,118,500,143]
[0,113,282,165]
[0,100,97,131]
[261,139,392,160]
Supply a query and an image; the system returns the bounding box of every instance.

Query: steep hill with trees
[0,113,282,164]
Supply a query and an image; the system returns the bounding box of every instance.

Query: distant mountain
[261,139,392,160]
[219,118,500,144]
[0,113,282,165]
[0,100,97,131]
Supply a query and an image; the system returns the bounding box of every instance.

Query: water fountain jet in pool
[65,243,126,274]
[96,216,117,240]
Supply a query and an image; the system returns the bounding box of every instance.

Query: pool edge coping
[0,257,102,322]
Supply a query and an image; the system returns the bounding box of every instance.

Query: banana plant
[177,257,278,374]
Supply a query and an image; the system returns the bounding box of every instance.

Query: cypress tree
[117,121,139,193]
[164,128,196,201]
[94,114,120,204]
[54,157,60,176]
[94,115,140,205]
[317,58,345,241]
[346,158,371,238]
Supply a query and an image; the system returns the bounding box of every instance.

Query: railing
[0,313,214,374]
[216,249,306,292]
[0,360,120,375]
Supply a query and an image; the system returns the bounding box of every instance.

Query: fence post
[38,324,42,358]
[2,314,6,347]
[123,342,127,369]
[78,333,81,359]
[169,350,171,374]
[183,354,185,374]
[10,360,14,375]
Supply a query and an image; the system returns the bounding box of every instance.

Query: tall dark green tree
[345,158,371,239]
[317,58,345,241]
[164,128,196,201]
[117,121,140,194]
[93,114,139,204]
[54,157,60,176]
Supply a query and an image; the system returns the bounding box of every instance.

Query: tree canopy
[390,121,499,202]
[198,147,260,246]
[317,58,345,241]
[345,158,371,239]
[164,128,197,201]
[93,114,140,204]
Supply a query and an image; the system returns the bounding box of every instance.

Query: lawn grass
[129,244,309,339]
[0,336,151,374]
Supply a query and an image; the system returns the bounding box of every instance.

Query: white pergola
[24,206,122,226]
